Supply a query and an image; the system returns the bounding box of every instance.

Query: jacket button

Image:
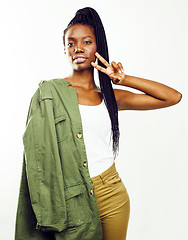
[76,132,82,139]
[90,189,94,195]
[83,161,87,167]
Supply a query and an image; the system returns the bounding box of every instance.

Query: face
[64,24,97,71]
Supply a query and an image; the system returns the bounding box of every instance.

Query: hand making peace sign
[91,52,126,84]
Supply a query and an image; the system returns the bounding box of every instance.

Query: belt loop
[99,175,105,184]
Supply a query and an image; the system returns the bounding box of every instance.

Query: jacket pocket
[55,114,68,142]
[65,185,91,229]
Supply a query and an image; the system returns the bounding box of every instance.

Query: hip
[91,162,130,216]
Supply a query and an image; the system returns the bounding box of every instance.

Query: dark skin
[64,24,182,108]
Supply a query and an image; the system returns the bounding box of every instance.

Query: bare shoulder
[113,88,137,110]
[113,88,134,100]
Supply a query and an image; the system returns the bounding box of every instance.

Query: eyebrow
[68,36,93,40]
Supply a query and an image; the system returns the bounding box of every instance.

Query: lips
[73,55,88,64]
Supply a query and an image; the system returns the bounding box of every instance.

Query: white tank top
[78,98,115,178]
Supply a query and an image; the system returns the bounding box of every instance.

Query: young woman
[15,7,182,240]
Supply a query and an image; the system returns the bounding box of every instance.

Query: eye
[84,40,92,44]
[67,42,74,47]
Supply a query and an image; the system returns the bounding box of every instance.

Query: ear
[64,47,66,55]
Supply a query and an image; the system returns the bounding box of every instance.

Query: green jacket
[15,78,103,240]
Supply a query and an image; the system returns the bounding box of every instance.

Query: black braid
[63,7,120,158]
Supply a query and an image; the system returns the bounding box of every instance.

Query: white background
[0,0,187,239]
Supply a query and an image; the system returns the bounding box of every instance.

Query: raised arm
[113,75,182,110]
[91,52,182,111]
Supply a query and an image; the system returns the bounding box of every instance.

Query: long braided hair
[63,7,120,158]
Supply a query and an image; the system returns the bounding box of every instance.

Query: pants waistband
[91,162,117,185]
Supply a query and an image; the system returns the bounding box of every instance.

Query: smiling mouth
[74,58,87,64]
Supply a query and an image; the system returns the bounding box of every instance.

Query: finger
[95,52,110,68]
[109,73,118,81]
[91,62,106,73]
[114,79,120,84]
[111,61,120,71]
[111,76,120,84]
[117,62,124,73]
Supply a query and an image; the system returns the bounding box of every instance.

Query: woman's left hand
[91,52,126,84]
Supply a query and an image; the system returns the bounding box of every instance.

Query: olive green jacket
[15,79,103,240]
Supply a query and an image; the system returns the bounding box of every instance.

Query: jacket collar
[61,78,72,87]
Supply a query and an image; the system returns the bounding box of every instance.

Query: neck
[66,68,97,90]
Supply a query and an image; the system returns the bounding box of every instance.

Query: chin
[73,63,93,71]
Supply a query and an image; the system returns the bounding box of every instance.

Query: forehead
[65,24,95,40]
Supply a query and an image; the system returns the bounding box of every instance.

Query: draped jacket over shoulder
[15,79,103,240]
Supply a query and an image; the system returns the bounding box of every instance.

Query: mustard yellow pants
[91,163,130,240]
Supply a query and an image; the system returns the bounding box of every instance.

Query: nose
[74,45,84,53]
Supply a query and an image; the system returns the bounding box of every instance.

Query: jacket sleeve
[23,82,67,232]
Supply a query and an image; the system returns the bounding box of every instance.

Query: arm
[114,74,182,110]
[91,52,182,111]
